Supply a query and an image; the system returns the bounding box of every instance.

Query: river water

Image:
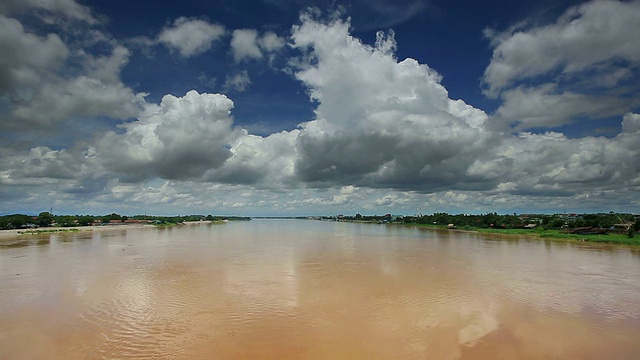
[1,220,639,359]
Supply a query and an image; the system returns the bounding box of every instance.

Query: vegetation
[3,210,637,246]
[0,213,250,230]
[333,212,640,246]
[18,229,80,234]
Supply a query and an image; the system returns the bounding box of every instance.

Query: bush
[628,228,636,238]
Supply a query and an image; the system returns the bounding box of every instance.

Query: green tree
[549,219,566,229]
[36,212,54,227]
[77,216,95,226]
[5,214,31,229]
[0,217,9,230]
[102,213,124,222]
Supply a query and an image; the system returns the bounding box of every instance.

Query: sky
[1,0,639,216]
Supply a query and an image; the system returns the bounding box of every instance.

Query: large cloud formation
[95,90,244,181]
[1,1,639,215]
[289,15,495,191]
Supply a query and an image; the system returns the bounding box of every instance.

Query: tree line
[333,212,639,231]
[0,213,250,230]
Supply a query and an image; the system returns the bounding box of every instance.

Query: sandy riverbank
[0,224,156,238]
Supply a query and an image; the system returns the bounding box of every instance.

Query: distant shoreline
[392,223,640,247]
[0,220,234,239]
[0,223,155,238]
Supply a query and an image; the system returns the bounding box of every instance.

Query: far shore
[391,222,640,247]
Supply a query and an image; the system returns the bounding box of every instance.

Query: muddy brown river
[1,220,639,359]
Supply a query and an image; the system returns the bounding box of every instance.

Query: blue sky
[0,0,639,216]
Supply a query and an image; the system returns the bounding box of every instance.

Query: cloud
[7,76,143,130]
[483,0,640,97]
[95,90,244,181]
[492,84,638,130]
[198,73,217,89]
[2,9,640,216]
[158,17,226,58]
[204,129,299,188]
[230,29,263,61]
[0,143,110,204]
[110,181,197,206]
[259,31,286,52]
[623,112,640,133]
[467,114,640,197]
[289,14,495,192]
[481,0,640,133]
[2,147,81,181]
[0,15,69,93]
[230,29,286,62]
[82,45,131,84]
[0,33,144,132]
[223,71,252,92]
[0,16,145,136]
[0,0,97,24]
[282,12,639,207]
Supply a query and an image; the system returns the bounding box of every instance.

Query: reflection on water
[1,220,639,359]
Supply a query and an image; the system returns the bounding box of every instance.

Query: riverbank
[401,223,640,246]
[0,224,156,238]
[183,220,227,224]
[0,220,233,238]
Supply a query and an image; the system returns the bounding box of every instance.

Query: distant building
[124,219,152,224]
[559,213,581,222]
[518,215,543,224]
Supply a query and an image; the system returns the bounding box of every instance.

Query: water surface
[1,220,639,359]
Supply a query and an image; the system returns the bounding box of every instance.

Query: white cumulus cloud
[230,29,263,61]
[259,31,286,52]
[158,17,226,58]
[289,14,495,192]
[95,90,244,181]
[230,29,286,62]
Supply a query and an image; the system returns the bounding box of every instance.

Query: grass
[153,223,179,227]
[409,223,640,246]
[17,228,81,234]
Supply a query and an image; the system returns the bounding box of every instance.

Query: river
[1,220,639,359]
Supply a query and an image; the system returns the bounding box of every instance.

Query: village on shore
[313,212,640,245]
